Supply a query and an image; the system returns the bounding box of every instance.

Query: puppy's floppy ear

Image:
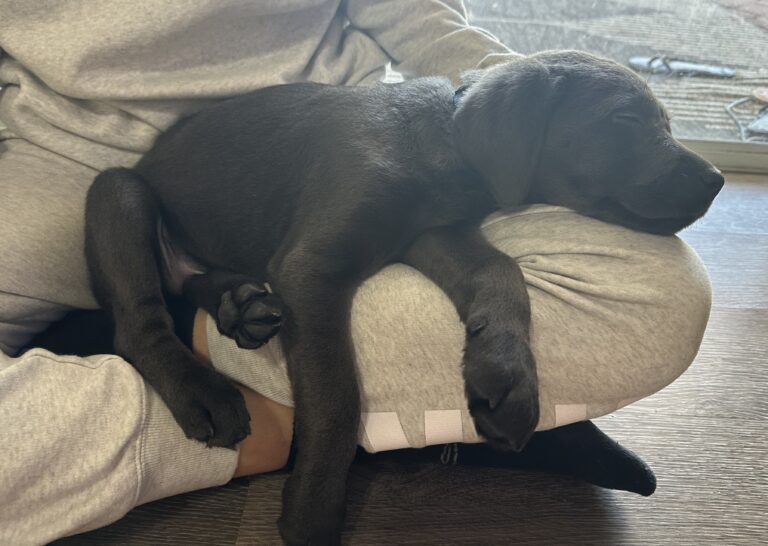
[458,68,485,87]
[453,59,565,206]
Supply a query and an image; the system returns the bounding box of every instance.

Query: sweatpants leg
[0,138,99,354]
[206,205,712,451]
[0,348,238,546]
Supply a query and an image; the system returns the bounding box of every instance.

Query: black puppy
[85,50,722,545]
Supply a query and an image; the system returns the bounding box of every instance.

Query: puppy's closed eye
[612,112,643,126]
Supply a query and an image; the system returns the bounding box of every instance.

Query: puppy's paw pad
[216,282,282,348]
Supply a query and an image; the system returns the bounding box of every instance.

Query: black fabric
[353,420,655,496]
[453,421,656,496]
[27,294,198,356]
[165,293,197,349]
[25,309,116,357]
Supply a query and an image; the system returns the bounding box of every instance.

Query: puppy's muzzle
[671,161,724,215]
[699,168,725,193]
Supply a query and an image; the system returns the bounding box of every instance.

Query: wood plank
[53,479,250,546]
[684,178,768,236]
[614,307,768,421]
[681,231,768,309]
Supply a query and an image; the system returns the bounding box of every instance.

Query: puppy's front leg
[86,169,251,448]
[402,223,539,451]
[271,252,360,546]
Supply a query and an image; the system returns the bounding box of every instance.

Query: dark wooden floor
[54,175,768,545]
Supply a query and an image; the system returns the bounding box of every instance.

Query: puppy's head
[453,50,723,234]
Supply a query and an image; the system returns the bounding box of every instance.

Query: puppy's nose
[701,169,725,192]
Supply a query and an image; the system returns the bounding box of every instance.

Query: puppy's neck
[453,85,469,107]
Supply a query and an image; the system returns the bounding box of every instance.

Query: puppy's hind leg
[85,168,250,447]
[183,270,282,349]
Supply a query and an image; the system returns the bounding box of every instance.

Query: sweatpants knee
[646,237,712,388]
[484,208,715,428]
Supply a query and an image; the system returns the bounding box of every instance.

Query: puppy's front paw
[463,316,539,452]
[166,362,251,448]
[216,282,282,349]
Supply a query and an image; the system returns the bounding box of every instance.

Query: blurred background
[466,0,768,170]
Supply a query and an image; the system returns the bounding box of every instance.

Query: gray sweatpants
[0,138,102,353]
[0,136,711,544]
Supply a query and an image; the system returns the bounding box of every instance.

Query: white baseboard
[681,139,768,175]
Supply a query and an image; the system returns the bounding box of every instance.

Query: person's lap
[0,136,710,543]
[0,136,712,439]
[205,204,711,451]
